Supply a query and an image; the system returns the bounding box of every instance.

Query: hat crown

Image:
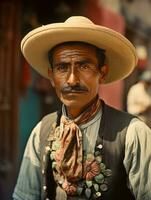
[65,16,94,26]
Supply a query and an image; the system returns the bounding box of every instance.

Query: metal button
[45,146,51,152]
[97,144,103,149]
[43,155,46,163]
[96,192,101,197]
[43,185,47,191]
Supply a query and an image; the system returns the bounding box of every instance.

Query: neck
[67,107,83,119]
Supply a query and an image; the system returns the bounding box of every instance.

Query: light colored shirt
[13,108,151,200]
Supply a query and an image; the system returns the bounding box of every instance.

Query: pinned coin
[100,183,108,191]
[104,169,112,177]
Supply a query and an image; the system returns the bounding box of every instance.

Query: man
[13,16,151,200]
[127,69,151,128]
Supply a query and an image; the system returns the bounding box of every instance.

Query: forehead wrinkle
[51,44,101,68]
[53,49,98,64]
[55,49,92,58]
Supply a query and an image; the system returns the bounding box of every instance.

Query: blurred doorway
[0,0,20,199]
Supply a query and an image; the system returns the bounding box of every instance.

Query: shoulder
[101,102,136,144]
[41,110,60,123]
[26,121,42,147]
[24,110,60,155]
[23,121,42,161]
[104,102,135,122]
[23,110,61,162]
[128,118,151,135]
[126,118,151,149]
[40,110,61,138]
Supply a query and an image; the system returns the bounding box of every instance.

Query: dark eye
[79,63,91,71]
[54,64,68,73]
[81,64,88,69]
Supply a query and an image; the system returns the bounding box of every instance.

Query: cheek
[84,78,100,96]
[86,74,100,87]
[52,77,64,94]
[52,75,64,86]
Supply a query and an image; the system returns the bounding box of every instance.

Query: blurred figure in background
[127,69,151,128]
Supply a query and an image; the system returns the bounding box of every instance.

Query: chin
[60,93,96,108]
[63,97,94,109]
[62,99,82,107]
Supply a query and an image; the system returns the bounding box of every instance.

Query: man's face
[48,43,108,114]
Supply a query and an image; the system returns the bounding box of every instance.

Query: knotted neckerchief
[52,97,101,183]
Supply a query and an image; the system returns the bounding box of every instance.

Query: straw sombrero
[21,16,138,84]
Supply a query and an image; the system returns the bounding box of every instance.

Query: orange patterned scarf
[53,96,101,182]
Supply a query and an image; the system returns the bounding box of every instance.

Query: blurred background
[0,0,151,199]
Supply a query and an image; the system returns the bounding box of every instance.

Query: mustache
[61,84,88,93]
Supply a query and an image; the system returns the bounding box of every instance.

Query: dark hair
[48,41,106,68]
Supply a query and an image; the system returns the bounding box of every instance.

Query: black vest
[40,101,136,200]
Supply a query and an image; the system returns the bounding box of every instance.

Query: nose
[67,70,80,86]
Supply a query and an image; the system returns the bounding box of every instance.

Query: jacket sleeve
[13,121,42,200]
[124,118,151,200]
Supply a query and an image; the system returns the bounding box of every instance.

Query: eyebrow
[53,61,68,66]
[52,62,69,70]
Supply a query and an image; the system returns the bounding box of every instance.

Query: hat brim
[21,17,138,84]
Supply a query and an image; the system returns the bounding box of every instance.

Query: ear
[48,68,55,87]
[99,65,109,84]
